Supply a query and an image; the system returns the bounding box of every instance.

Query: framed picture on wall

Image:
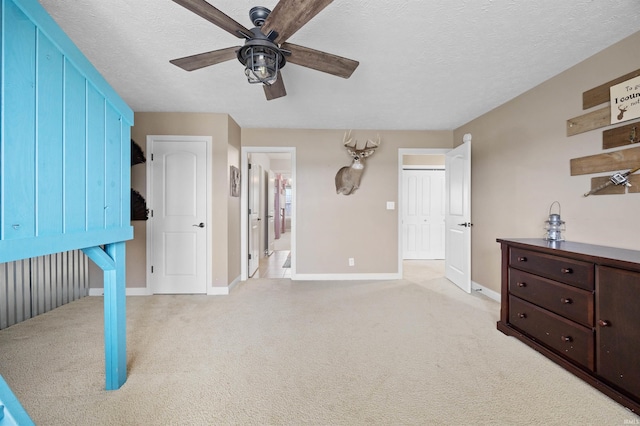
[230,165,240,197]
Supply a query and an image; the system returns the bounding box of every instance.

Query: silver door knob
[193,223,205,228]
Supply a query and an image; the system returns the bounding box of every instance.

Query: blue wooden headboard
[0,0,134,401]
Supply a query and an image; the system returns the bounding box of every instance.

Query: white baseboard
[89,278,242,297]
[228,275,241,292]
[293,273,401,281]
[471,280,500,302]
[207,285,230,295]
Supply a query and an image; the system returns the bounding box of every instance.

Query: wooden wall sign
[567,107,610,136]
[568,68,640,196]
[570,145,640,176]
[610,75,640,125]
[587,174,640,196]
[629,174,640,193]
[602,120,640,149]
[567,68,640,137]
[583,68,640,109]
[589,175,626,195]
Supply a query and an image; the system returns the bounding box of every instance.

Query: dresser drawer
[509,247,594,290]
[509,295,594,371]
[509,268,593,327]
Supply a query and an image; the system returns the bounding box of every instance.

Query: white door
[148,137,208,294]
[445,137,472,293]
[266,170,275,256]
[402,169,445,259]
[248,162,261,277]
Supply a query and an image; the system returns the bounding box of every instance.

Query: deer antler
[364,134,381,149]
[343,130,357,148]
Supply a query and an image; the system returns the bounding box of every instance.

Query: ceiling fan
[169,0,360,100]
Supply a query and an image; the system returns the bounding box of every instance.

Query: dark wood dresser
[497,238,640,414]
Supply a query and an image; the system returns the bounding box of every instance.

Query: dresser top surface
[497,238,640,268]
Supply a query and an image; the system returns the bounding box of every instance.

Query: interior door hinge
[248,254,252,260]
[151,266,154,273]
[150,209,154,218]
[151,153,154,161]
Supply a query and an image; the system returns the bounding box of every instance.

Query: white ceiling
[38,0,640,130]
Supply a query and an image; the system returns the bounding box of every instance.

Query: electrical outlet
[348,258,355,266]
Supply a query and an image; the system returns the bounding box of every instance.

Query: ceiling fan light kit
[170,0,359,100]
[237,25,286,86]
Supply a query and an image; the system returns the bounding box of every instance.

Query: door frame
[397,148,450,278]
[146,135,213,294]
[241,147,296,281]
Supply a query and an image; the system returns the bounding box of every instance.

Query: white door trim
[241,147,296,281]
[397,148,450,278]
[146,135,213,294]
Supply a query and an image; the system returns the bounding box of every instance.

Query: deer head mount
[335,130,380,195]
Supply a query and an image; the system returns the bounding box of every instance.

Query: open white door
[248,161,261,277]
[445,135,472,293]
[266,170,275,256]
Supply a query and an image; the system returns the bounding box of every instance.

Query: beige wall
[403,154,445,167]
[242,129,453,275]
[454,31,640,293]
[90,112,241,291]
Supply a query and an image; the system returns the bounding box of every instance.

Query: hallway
[256,230,291,279]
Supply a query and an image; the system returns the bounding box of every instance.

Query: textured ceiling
[38,0,640,130]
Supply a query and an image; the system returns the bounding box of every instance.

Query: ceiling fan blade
[170,46,239,71]
[264,72,287,101]
[172,0,252,39]
[282,43,359,79]
[261,0,333,44]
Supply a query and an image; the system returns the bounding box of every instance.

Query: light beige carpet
[0,271,638,425]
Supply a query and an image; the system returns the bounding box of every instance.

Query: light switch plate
[386,201,395,210]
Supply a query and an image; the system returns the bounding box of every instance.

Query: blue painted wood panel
[37,33,64,236]
[63,63,88,233]
[86,85,106,231]
[3,0,37,240]
[105,105,122,229]
[0,0,134,263]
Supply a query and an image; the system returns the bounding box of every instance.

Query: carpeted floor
[0,269,638,425]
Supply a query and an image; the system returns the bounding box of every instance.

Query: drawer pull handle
[517,282,526,288]
[517,313,527,319]
[560,297,572,304]
[560,268,573,274]
[517,256,527,262]
[561,335,573,343]
[598,319,611,327]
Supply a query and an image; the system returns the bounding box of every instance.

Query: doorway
[398,148,468,284]
[241,147,295,281]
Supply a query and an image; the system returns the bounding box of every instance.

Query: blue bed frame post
[82,243,127,390]
[104,242,127,390]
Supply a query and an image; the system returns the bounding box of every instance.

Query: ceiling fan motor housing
[249,6,270,27]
